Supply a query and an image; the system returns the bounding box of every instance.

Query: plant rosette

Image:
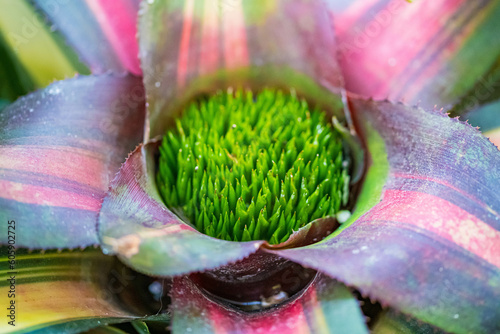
[1,1,500,334]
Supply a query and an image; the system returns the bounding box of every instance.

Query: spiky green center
[157,89,349,244]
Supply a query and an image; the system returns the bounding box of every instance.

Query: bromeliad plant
[1,0,500,333]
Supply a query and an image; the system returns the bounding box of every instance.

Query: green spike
[213,194,221,220]
[236,197,249,225]
[268,206,281,238]
[242,227,252,242]
[257,209,270,237]
[256,189,267,214]
[157,88,349,244]
[196,210,204,231]
[228,182,236,209]
[247,200,256,220]
[269,233,280,245]
[241,174,250,202]
[248,217,256,237]
[253,219,262,240]
[233,218,243,241]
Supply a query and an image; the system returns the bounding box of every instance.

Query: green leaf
[372,310,444,334]
[0,0,84,87]
[451,57,500,116]
[0,31,34,101]
[131,321,150,334]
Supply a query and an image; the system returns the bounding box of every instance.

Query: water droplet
[48,87,61,95]
[453,314,459,319]
[336,210,351,223]
[149,281,163,295]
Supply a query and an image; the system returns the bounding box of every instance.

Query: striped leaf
[0,74,145,249]
[0,0,87,89]
[0,248,162,334]
[33,0,141,75]
[335,0,500,112]
[98,141,263,276]
[270,98,500,333]
[138,0,345,139]
[171,273,368,334]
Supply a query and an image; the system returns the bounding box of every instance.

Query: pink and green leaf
[171,273,368,334]
[336,0,500,111]
[98,141,263,276]
[0,248,166,334]
[33,0,141,75]
[138,0,345,139]
[0,74,145,249]
[269,99,500,333]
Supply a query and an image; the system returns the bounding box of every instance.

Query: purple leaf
[0,74,145,248]
[269,98,500,333]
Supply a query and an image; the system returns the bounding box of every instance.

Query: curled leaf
[98,141,263,276]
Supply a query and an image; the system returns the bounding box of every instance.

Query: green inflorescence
[157,88,349,244]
